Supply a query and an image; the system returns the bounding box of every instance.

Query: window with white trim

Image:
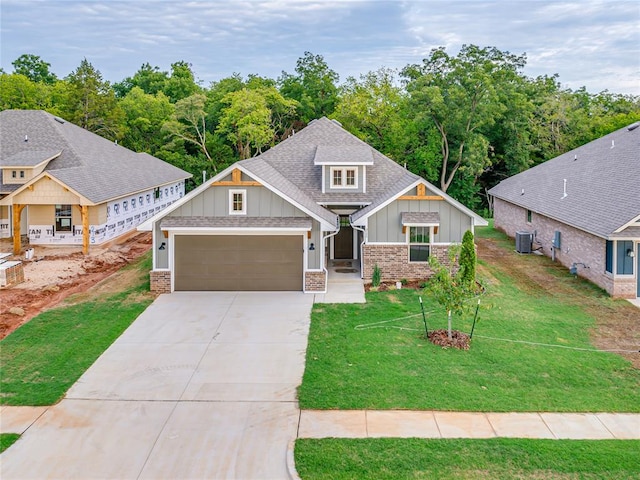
[229,189,247,215]
[55,204,72,232]
[409,226,430,262]
[330,167,358,189]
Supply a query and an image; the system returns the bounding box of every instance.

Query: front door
[334,216,353,259]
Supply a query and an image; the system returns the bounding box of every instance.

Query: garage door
[174,235,303,291]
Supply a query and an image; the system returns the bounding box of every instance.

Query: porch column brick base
[150,270,171,294]
[305,271,326,292]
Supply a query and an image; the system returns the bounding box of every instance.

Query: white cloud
[0,0,638,94]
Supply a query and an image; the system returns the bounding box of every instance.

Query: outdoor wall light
[159,242,166,251]
[309,242,315,251]
[627,249,635,258]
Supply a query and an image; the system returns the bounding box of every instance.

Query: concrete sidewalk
[313,260,366,304]
[298,410,640,439]
[1,292,314,480]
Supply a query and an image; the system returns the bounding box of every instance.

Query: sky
[1,0,639,95]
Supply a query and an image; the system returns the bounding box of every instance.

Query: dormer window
[12,171,17,178]
[330,167,358,189]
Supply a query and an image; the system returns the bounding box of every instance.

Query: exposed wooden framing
[212,168,262,187]
[81,205,89,254]
[12,204,26,255]
[399,183,443,201]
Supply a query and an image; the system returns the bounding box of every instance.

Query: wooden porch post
[12,204,26,255]
[81,205,89,254]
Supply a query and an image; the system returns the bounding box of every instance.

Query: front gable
[3,173,87,206]
[169,168,310,220]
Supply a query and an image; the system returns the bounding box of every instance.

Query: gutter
[351,219,366,280]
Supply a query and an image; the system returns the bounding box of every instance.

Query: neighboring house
[140,117,486,293]
[0,110,192,254]
[489,122,640,299]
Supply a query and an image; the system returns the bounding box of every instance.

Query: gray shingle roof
[1,149,61,167]
[313,145,374,165]
[240,117,419,224]
[488,123,640,238]
[0,110,191,204]
[161,216,312,229]
[142,116,486,233]
[401,212,441,225]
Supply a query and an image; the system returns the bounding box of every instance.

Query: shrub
[372,264,381,287]
[459,230,477,289]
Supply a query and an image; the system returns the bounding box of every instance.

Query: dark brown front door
[334,216,353,259]
[174,235,303,291]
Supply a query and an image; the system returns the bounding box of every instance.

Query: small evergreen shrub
[459,230,477,289]
[372,264,381,287]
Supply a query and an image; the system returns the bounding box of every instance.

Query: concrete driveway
[1,292,313,479]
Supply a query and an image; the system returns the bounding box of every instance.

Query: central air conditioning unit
[515,231,533,254]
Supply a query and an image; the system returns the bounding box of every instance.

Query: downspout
[322,228,340,292]
[351,220,366,280]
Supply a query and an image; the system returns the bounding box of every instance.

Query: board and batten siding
[157,184,322,270]
[323,165,365,193]
[367,199,473,243]
[170,185,308,219]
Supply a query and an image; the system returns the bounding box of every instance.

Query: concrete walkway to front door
[314,259,366,304]
[0,292,313,480]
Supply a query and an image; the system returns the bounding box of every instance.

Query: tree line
[2,48,638,213]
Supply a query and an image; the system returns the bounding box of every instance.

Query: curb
[286,439,301,480]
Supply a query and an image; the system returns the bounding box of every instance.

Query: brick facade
[494,198,638,299]
[150,270,171,294]
[304,271,326,292]
[362,244,451,283]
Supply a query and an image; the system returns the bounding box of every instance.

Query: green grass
[0,433,20,453]
[298,228,640,412]
[0,252,154,406]
[295,438,640,479]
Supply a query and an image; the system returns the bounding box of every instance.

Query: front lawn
[0,253,154,406]
[0,434,20,453]
[295,438,640,479]
[298,229,640,412]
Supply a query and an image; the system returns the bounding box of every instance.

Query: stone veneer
[150,269,171,294]
[305,271,326,292]
[494,198,638,299]
[362,244,451,283]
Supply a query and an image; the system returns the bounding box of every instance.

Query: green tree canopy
[403,45,527,195]
[11,54,57,84]
[113,63,169,98]
[62,58,123,139]
[119,87,174,153]
[334,68,408,161]
[279,52,339,123]
[217,87,298,159]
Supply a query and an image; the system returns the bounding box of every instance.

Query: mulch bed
[427,329,471,350]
